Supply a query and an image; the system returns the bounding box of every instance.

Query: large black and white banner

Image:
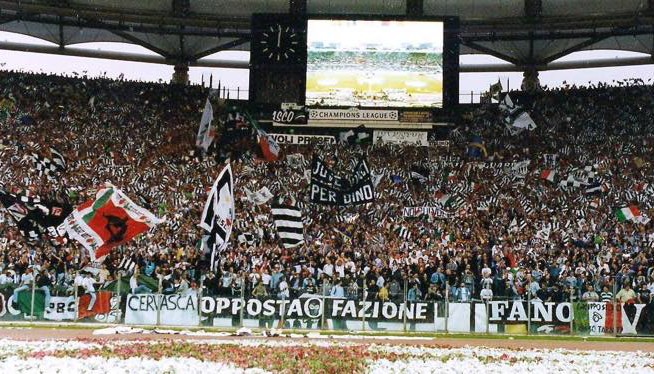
[200,163,234,269]
[310,156,375,206]
[202,297,434,321]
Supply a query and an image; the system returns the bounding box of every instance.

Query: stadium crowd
[1,70,654,313]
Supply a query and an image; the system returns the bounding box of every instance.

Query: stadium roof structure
[0,0,653,72]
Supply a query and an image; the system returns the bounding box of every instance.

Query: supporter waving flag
[195,98,215,152]
[60,184,164,261]
[200,163,235,270]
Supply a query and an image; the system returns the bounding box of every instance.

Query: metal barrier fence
[1,276,652,337]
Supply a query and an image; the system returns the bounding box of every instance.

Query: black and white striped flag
[271,203,304,249]
[118,256,136,273]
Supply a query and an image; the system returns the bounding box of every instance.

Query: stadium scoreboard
[249,13,459,127]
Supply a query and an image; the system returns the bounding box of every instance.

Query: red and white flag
[540,169,556,182]
[258,129,280,162]
[60,184,164,261]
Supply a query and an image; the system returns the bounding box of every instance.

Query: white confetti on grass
[0,356,270,374]
[1,338,653,373]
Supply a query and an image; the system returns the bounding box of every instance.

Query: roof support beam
[108,29,173,58]
[0,12,248,38]
[191,37,250,60]
[461,55,654,72]
[58,16,64,49]
[539,34,611,64]
[460,40,523,66]
[0,41,250,68]
[0,15,15,25]
[0,40,650,72]
[463,25,654,42]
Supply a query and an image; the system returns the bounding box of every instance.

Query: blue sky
[1,31,653,103]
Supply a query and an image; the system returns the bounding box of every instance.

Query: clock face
[259,23,300,62]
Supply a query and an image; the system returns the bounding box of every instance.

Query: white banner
[373,130,429,146]
[244,186,274,205]
[268,134,336,145]
[403,207,453,219]
[125,294,199,326]
[44,296,76,321]
[587,302,608,336]
[309,108,398,122]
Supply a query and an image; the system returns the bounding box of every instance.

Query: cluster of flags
[195,97,280,162]
[4,95,654,272]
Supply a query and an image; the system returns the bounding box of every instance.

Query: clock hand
[277,25,281,47]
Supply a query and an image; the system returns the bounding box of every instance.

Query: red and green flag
[616,206,641,223]
[60,184,164,261]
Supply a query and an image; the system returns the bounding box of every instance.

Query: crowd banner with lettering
[403,207,454,219]
[310,156,375,205]
[44,296,77,321]
[373,130,429,146]
[125,294,199,326]
[268,134,336,145]
[585,301,648,335]
[309,108,399,122]
[272,106,308,126]
[201,296,436,331]
[431,140,450,147]
[0,290,120,322]
[475,301,573,334]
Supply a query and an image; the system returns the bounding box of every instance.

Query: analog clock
[258,23,300,62]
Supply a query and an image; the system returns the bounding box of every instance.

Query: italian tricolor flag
[616,206,641,222]
[540,169,556,182]
[258,129,280,162]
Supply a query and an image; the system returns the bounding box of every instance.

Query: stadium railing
[1,276,652,337]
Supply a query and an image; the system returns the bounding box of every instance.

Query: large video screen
[305,19,444,108]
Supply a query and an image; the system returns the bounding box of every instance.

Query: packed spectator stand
[0,70,653,320]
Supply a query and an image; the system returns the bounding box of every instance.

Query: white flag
[244,186,274,205]
[196,98,214,151]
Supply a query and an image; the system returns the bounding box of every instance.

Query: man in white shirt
[480,284,494,302]
[260,268,271,290]
[322,259,334,278]
[277,275,290,300]
[82,273,97,311]
[72,272,85,295]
